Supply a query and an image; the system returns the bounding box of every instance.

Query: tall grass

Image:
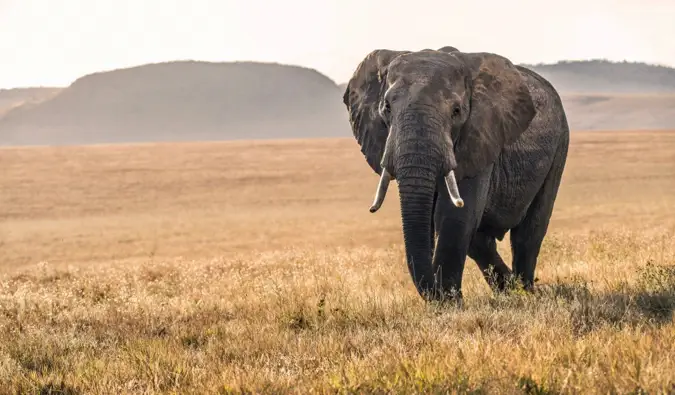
[1,131,675,393]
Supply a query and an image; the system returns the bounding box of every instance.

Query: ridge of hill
[0,61,349,146]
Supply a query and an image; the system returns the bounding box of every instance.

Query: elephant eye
[452,105,461,119]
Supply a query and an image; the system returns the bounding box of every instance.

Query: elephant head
[342,48,536,299]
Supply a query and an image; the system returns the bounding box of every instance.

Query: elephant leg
[432,218,472,300]
[468,230,512,292]
[510,139,568,290]
[432,170,492,300]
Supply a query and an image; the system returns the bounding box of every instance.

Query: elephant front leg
[432,173,490,301]
[432,223,472,301]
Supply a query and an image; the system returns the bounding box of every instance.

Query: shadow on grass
[545,285,673,335]
[531,263,675,334]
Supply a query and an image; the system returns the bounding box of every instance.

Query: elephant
[342,46,570,302]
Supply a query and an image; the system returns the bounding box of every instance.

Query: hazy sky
[1,0,673,88]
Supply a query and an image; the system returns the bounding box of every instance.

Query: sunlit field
[1,130,675,393]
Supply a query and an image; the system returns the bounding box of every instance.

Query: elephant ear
[343,49,409,174]
[453,52,536,180]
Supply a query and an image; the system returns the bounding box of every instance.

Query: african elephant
[342,47,569,302]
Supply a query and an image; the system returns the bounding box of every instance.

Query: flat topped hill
[0,61,350,146]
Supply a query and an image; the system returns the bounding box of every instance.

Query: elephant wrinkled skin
[342,47,570,302]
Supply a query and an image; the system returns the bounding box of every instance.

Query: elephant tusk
[369,169,392,213]
[444,170,464,208]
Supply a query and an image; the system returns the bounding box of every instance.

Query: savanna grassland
[1,130,675,394]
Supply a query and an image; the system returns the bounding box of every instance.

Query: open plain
[1,130,675,393]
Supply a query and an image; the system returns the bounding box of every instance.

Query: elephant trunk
[396,165,438,300]
[365,113,465,301]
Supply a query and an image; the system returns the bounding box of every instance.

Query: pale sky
[1,0,673,89]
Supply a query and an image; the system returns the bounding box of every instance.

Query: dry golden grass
[1,130,675,393]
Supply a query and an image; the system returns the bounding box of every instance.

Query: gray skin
[342,47,569,302]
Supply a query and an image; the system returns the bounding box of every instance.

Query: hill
[0,61,350,146]
[2,59,675,146]
[523,59,675,94]
[520,60,675,131]
[0,87,61,117]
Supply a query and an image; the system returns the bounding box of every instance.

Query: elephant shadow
[531,272,675,334]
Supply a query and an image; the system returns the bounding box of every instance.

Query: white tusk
[444,170,464,208]
[369,169,392,213]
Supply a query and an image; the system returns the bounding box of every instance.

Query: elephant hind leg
[468,230,512,292]
[510,136,569,290]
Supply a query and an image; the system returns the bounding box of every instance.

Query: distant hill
[0,61,350,146]
[0,87,61,117]
[520,60,675,130]
[523,59,675,94]
[2,58,674,146]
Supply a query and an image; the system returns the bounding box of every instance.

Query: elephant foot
[513,273,538,293]
[427,285,464,309]
[481,264,513,294]
[498,274,538,296]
